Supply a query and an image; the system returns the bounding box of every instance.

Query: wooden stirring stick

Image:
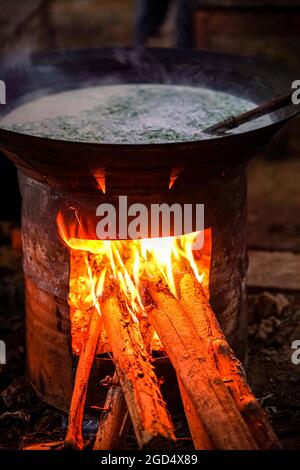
[205,93,293,135]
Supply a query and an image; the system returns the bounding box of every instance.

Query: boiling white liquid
[0,84,271,143]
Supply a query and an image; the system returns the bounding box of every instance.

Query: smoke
[0,42,295,131]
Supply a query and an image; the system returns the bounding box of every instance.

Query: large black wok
[0,47,299,194]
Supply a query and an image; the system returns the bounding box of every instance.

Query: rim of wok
[0,47,299,153]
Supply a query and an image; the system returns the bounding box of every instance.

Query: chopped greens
[0,84,270,144]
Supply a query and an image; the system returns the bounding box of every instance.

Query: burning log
[65,307,102,450]
[177,378,214,450]
[146,281,258,450]
[100,280,176,449]
[57,221,277,451]
[94,373,129,450]
[179,273,279,450]
[211,339,279,449]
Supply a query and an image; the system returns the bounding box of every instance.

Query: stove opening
[52,204,277,451]
[57,212,211,356]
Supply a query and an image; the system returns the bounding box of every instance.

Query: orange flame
[58,209,211,327]
[94,168,106,194]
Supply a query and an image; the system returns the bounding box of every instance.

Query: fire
[57,211,211,354]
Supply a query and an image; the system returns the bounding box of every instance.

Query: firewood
[179,272,279,450]
[23,441,64,451]
[177,377,214,450]
[146,281,258,450]
[212,338,280,449]
[65,308,102,450]
[94,373,129,450]
[100,281,176,449]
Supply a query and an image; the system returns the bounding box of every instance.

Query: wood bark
[65,308,102,449]
[177,377,214,450]
[146,282,258,450]
[94,374,129,450]
[100,283,176,449]
[179,272,279,450]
